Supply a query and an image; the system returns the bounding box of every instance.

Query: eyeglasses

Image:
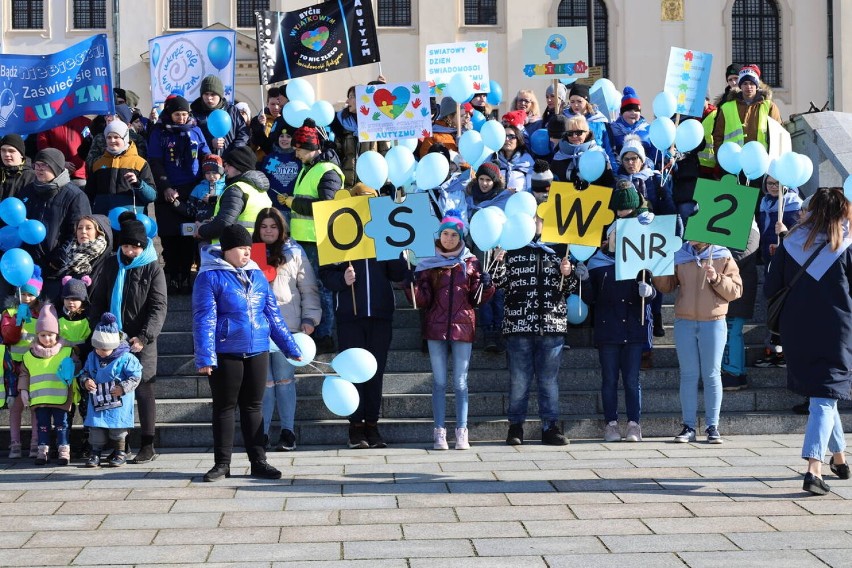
[33,163,52,171]
[505,134,518,140]
[766,181,780,187]
[622,156,641,162]
[565,130,587,138]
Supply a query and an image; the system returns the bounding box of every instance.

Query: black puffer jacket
[0,161,36,199]
[493,243,578,335]
[190,98,250,154]
[320,257,409,323]
[196,170,270,241]
[89,252,167,382]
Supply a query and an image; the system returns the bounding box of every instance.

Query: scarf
[29,340,65,359]
[553,140,595,169]
[783,221,852,281]
[95,340,131,366]
[615,167,653,198]
[336,109,358,134]
[527,236,556,254]
[674,242,732,266]
[110,239,158,329]
[415,243,474,272]
[587,249,615,270]
[33,170,71,194]
[58,236,108,276]
[759,191,802,231]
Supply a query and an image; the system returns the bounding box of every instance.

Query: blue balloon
[415,153,450,190]
[717,142,742,175]
[207,109,232,139]
[331,348,378,384]
[530,129,551,157]
[579,149,606,182]
[322,376,360,416]
[207,37,232,71]
[652,92,677,119]
[470,206,506,250]
[792,153,814,187]
[17,219,46,245]
[108,207,131,231]
[498,214,536,250]
[0,248,34,287]
[480,120,506,151]
[151,43,161,68]
[0,197,26,227]
[486,81,503,106]
[310,100,335,127]
[504,191,538,218]
[446,73,474,104]
[355,151,388,190]
[286,332,316,367]
[0,225,21,251]
[458,130,485,164]
[674,119,704,152]
[385,146,416,187]
[282,101,310,128]
[740,141,770,180]
[566,294,589,324]
[470,110,487,132]
[649,117,676,151]
[570,244,597,262]
[844,175,852,202]
[135,213,157,239]
[286,78,315,105]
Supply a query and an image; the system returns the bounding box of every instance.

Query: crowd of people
[0,63,848,495]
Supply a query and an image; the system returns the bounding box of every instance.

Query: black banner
[255,0,381,84]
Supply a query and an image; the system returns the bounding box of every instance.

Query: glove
[15,303,31,326]
[19,390,29,408]
[57,358,75,386]
[480,272,493,287]
[277,193,288,206]
[637,281,654,298]
[637,211,655,225]
[282,195,295,208]
[573,263,590,282]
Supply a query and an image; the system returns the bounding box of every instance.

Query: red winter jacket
[407,256,494,343]
[36,116,91,180]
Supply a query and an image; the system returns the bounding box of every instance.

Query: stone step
[156,324,769,354]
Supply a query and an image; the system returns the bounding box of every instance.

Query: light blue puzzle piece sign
[365,193,440,261]
[615,214,683,280]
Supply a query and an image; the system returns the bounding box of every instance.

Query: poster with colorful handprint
[354,82,432,142]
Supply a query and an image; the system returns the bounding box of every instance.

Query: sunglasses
[505,134,518,140]
[564,130,587,138]
[517,98,531,104]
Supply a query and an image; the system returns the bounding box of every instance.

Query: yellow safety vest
[211,180,273,243]
[290,161,344,243]
[59,317,91,347]
[721,100,769,148]
[24,346,72,407]
[7,308,37,363]
[698,110,717,168]
[0,345,6,408]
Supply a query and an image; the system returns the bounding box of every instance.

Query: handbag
[766,241,827,336]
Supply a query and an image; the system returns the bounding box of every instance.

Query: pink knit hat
[36,303,59,334]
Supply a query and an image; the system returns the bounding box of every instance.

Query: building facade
[0,0,843,120]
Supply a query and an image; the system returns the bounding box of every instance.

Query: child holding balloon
[1,266,44,458]
[407,210,494,450]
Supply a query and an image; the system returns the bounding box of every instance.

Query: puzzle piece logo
[537,182,615,246]
[614,214,683,280]
[683,175,760,250]
[364,193,440,261]
[312,190,376,265]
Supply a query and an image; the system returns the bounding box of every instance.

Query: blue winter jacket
[192,246,301,369]
[81,343,142,429]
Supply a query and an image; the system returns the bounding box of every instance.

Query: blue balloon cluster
[0,197,46,253]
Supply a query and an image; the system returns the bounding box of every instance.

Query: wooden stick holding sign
[777,185,786,246]
[700,245,713,290]
[640,272,646,326]
[349,262,357,316]
[407,254,417,310]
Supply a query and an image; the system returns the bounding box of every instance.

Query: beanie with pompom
[91,312,121,350]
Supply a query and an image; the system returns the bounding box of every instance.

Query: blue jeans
[598,343,643,423]
[506,334,563,426]
[479,288,505,331]
[301,241,334,338]
[35,407,69,446]
[673,318,726,429]
[722,317,746,376]
[802,397,847,460]
[262,350,297,434]
[427,340,472,428]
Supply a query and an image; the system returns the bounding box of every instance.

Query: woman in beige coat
[253,208,321,451]
[654,242,742,444]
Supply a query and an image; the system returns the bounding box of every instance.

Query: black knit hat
[292,118,321,150]
[531,159,553,191]
[33,148,67,176]
[118,211,147,247]
[165,95,191,115]
[200,75,225,98]
[725,63,741,78]
[612,179,640,211]
[222,145,257,173]
[569,83,590,101]
[61,275,91,302]
[0,134,25,156]
[547,115,569,139]
[476,162,500,183]
[220,224,253,251]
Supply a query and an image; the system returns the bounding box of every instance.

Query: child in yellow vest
[59,275,94,458]
[0,267,44,458]
[18,304,80,466]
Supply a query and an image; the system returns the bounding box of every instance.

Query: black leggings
[135,381,157,437]
[337,319,392,424]
[208,352,269,464]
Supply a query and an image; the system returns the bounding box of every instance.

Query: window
[236,0,268,28]
[10,0,43,29]
[73,0,106,29]
[377,0,411,27]
[169,0,202,29]
[732,0,781,87]
[464,0,497,26]
[557,0,609,78]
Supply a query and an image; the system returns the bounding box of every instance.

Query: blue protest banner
[0,34,113,137]
[615,214,683,280]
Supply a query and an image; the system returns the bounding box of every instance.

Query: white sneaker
[455,427,470,450]
[604,421,621,442]
[8,442,21,459]
[625,421,642,442]
[433,427,448,450]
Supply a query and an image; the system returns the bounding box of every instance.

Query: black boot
[130,435,157,464]
[250,460,282,479]
[652,312,665,337]
[203,463,230,482]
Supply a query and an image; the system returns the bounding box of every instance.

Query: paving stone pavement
[0,434,850,567]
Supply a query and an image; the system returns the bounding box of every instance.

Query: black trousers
[160,235,196,279]
[337,318,392,423]
[136,381,157,437]
[208,352,269,464]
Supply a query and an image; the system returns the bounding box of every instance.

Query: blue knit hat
[19,265,43,297]
[91,312,121,350]
[439,209,467,237]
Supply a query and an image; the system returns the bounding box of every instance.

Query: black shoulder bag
[766,241,827,336]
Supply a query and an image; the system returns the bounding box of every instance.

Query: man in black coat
[0,134,36,200]
[190,75,250,155]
